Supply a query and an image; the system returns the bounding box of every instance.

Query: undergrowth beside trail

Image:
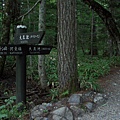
[5,49,120,91]
[77,51,120,91]
[2,49,120,119]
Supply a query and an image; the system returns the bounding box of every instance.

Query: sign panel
[0,45,52,55]
[0,45,24,55]
[28,45,52,55]
[14,31,45,44]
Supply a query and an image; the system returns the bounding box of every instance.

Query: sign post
[16,25,27,104]
[0,25,53,108]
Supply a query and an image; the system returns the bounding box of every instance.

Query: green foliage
[45,49,58,86]
[108,56,120,66]
[49,88,59,101]
[77,54,109,90]
[49,0,56,4]
[5,56,15,69]
[45,49,120,92]
[2,0,120,99]
[0,96,27,120]
[27,55,39,80]
[26,48,120,93]
[46,1,57,45]
[77,52,120,91]
[60,90,69,98]
[48,86,69,101]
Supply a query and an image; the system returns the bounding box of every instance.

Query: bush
[45,49,58,86]
[77,56,110,91]
[0,96,27,120]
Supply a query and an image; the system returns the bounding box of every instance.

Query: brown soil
[98,66,120,92]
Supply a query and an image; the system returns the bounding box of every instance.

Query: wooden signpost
[0,25,53,106]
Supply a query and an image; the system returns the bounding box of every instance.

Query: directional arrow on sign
[0,44,53,56]
[14,31,45,44]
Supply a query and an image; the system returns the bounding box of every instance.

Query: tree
[90,10,98,56]
[57,0,79,94]
[107,0,117,56]
[82,0,120,55]
[0,0,11,75]
[0,0,20,75]
[38,0,47,89]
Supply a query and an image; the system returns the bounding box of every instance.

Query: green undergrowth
[45,50,120,93]
[5,50,120,93]
[0,96,27,120]
[46,51,120,100]
[78,56,109,91]
[45,48,58,86]
[77,54,120,91]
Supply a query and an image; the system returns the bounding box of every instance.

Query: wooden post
[16,25,27,104]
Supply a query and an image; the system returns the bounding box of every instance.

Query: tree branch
[82,0,120,54]
[18,0,42,21]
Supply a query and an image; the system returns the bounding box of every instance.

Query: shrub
[78,56,110,91]
[0,96,27,120]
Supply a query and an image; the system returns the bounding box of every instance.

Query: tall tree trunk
[38,0,47,89]
[27,0,33,80]
[90,10,98,56]
[0,0,12,76]
[0,0,20,76]
[82,0,120,55]
[57,0,79,94]
[108,0,116,56]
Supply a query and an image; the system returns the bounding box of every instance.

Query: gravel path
[79,68,120,120]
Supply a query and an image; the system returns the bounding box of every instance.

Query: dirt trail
[80,67,120,120]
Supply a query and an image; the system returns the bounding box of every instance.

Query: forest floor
[0,66,120,119]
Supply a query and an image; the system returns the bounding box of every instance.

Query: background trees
[0,0,120,95]
[0,0,20,75]
[38,0,47,89]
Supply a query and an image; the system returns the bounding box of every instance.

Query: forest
[0,0,120,119]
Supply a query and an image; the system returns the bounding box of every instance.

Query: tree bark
[108,0,116,56]
[57,0,79,94]
[90,10,98,56]
[0,0,21,76]
[82,0,120,55]
[38,0,47,89]
[0,0,12,76]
